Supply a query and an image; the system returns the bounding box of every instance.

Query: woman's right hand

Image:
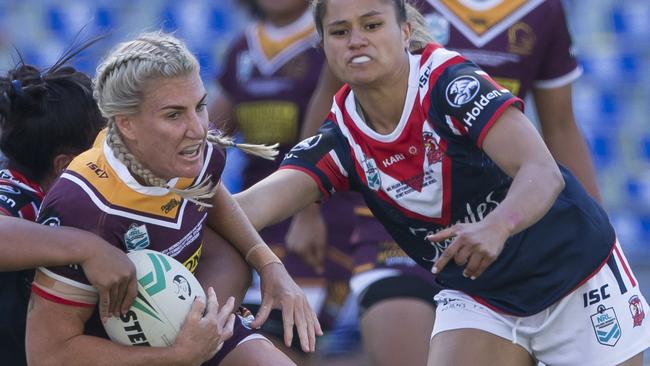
[172,288,236,366]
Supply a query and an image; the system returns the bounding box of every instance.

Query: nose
[348,27,368,49]
[186,110,208,139]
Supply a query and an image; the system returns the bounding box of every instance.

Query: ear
[114,114,138,141]
[402,21,412,50]
[52,153,75,176]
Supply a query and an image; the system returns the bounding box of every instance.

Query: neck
[265,6,309,27]
[352,53,411,135]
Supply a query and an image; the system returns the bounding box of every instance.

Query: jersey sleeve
[533,0,581,88]
[429,60,524,148]
[33,179,108,304]
[279,119,351,199]
[0,179,39,220]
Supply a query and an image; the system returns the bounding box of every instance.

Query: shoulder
[0,170,43,219]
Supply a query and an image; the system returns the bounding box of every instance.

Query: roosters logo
[445,75,480,108]
[629,295,645,327]
[423,132,444,165]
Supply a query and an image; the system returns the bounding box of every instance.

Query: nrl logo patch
[124,223,150,251]
[591,304,621,347]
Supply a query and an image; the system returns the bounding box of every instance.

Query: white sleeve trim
[533,66,583,89]
[37,267,98,293]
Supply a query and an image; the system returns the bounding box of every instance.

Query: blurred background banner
[0,0,647,291]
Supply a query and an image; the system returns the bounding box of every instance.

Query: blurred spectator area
[0,0,647,258]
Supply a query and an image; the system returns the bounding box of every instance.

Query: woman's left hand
[250,262,322,352]
[427,218,511,279]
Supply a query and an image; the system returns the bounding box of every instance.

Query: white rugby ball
[104,249,205,347]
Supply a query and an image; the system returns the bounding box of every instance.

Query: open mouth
[179,144,201,159]
[350,55,371,64]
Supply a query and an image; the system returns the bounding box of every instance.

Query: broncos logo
[445,76,480,107]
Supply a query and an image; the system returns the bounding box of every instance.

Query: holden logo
[445,75,480,108]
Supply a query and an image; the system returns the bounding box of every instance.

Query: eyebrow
[159,93,208,111]
[326,10,383,28]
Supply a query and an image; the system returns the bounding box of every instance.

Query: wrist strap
[245,243,282,271]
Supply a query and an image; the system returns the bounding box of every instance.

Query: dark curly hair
[0,40,106,182]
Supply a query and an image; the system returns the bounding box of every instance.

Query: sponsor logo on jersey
[382,153,406,168]
[583,284,611,307]
[462,89,504,126]
[172,274,192,300]
[446,75,480,108]
[423,132,444,166]
[86,161,108,179]
[425,12,451,46]
[629,295,645,327]
[125,223,150,251]
[591,305,621,347]
[410,191,501,263]
[161,198,180,214]
[0,184,21,195]
[362,156,381,191]
[41,216,61,227]
[0,193,16,208]
[182,245,202,274]
[291,134,322,152]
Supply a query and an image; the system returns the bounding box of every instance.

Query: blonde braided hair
[94,32,278,207]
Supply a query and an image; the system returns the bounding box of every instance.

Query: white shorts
[432,241,650,366]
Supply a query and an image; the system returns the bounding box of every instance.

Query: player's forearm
[0,216,98,271]
[27,334,188,366]
[484,162,564,237]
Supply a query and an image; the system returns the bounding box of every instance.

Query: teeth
[181,146,199,156]
[352,56,370,64]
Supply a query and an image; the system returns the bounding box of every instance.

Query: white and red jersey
[280,44,617,316]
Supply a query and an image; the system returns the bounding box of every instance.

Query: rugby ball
[104,249,205,347]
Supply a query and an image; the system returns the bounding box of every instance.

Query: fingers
[426,226,456,243]
[304,302,317,352]
[462,254,483,280]
[464,256,492,279]
[432,239,459,274]
[205,287,219,318]
[187,295,207,323]
[98,288,110,323]
[251,302,271,329]
[293,300,310,352]
[281,300,296,348]
[121,277,138,315]
[111,280,128,317]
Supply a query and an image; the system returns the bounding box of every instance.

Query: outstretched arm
[234,169,322,231]
[429,107,565,278]
[533,84,602,201]
[0,215,136,322]
[207,177,322,352]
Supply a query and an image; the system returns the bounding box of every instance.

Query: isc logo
[583,284,610,307]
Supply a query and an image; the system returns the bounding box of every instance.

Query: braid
[106,122,217,207]
[206,133,279,161]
